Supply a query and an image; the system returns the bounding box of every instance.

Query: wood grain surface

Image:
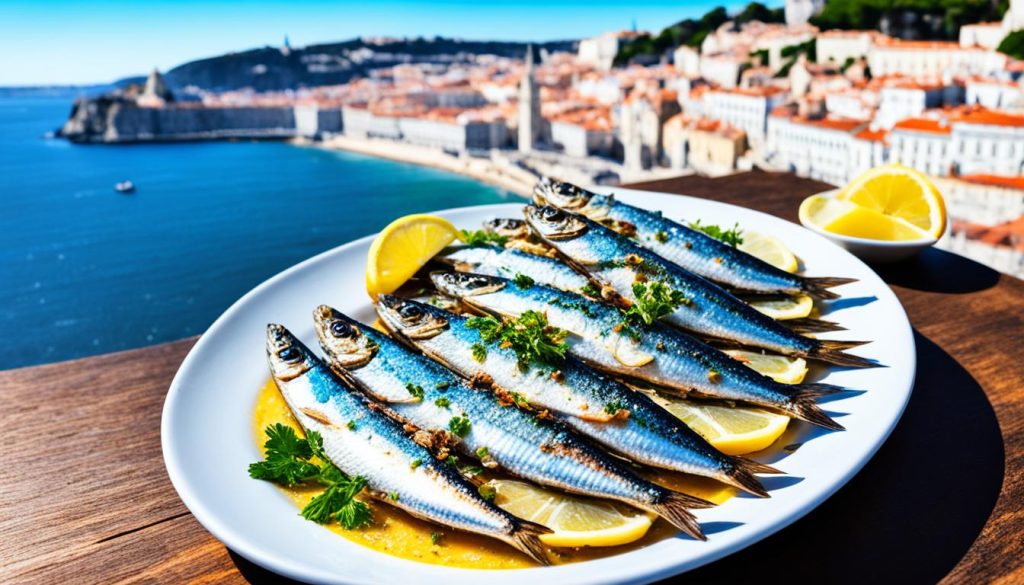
[2,170,1020,584]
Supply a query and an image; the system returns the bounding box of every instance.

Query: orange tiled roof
[893,117,952,134]
[854,127,889,142]
[958,174,1024,191]
[953,216,1024,250]
[791,116,863,132]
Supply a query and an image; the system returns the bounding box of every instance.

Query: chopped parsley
[508,391,531,408]
[689,220,743,247]
[448,414,472,437]
[434,397,451,408]
[604,400,627,415]
[478,483,497,502]
[580,283,601,298]
[475,446,490,459]
[513,273,535,288]
[249,424,371,529]
[435,381,451,391]
[623,281,688,327]
[471,342,488,362]
[459,229,508,247]
[388,491,400,501]
[466,311,568,369]
[410,458,423,469]
[654,230,669,243]
[431,532,443,545]
[346,420,357,430]
[405,382,425,401]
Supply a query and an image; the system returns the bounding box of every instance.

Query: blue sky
[1,0,776,86]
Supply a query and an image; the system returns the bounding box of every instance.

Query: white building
[816,30,877,66]
[933,175,1024,226]
[951,108,1024,175]
[703,87,786,148]
[578,31,643,71]
[673,45,701,78]
[341,106,508,151]
[766,114,864,185]
[875,83,948,129]
[965,79,1024,111]
[959,22,1006,50]
[785,0,824,26]
[888,117,954,176]
[699,52,747,89]
[867,39,1007,78]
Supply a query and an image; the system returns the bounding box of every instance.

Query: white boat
[115,180,135,194]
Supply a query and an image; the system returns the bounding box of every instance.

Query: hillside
[164,37,577,92]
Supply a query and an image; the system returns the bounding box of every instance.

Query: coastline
[309,135,537,197]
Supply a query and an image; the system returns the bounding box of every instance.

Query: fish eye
[457,274,490,289]
[330,321,355,338]
[278,346,301,362]
[501,219,521,229]
[398,304,423,319]
[541,207,565,222]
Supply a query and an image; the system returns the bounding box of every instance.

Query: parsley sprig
[459,229,509,247]
[623,281,688,327]
[467,311,568,368]
[249,424,372,530]
[688,220,743,247]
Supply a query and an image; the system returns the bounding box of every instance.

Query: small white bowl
[799,189,938,263]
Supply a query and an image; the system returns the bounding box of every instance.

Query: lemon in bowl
[798,164,947,262]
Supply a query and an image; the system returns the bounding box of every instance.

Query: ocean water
[0,97,515,369]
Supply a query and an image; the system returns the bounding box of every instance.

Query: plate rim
[162,192,916,584]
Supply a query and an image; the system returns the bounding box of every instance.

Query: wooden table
[3,170,1021,584]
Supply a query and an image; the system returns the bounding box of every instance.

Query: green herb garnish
[604,400,627,415]
[249,425,371,529]
[346,420,357,430]
[434,397,451,408]
[471,342,488,362]
[623,281,687,326]
[405,382,425,401]
[476,446,490,459]
[689,220,743,247]
[466,311,568,368]
[478,484,496,502]
[448,414,472,437]
[435,381,451,391]
[431,532,443,545]
[654,230,669,243]
[459,229,508,247]
[410,458,423,469]
[580,283,601,298]
[389,491,400,501]
[513,273,535,288]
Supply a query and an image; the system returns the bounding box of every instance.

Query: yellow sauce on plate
[253,379,734,568]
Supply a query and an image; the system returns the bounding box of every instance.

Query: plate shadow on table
[223,332,1003,585]
[871,247,999,294]
[678,330,1004,585]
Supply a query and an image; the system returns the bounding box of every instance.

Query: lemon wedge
[738,231,798,272]
[487,479,654,548]
[723,349,808,384]
[838,164,946,238]
[659,398,790,455]
[748,294,813,320]
[799,194,931,241]
[365,214,459,298]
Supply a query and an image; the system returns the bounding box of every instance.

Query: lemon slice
[487,479,654,548]
[658,398,790,455]
[838,164,946,238]
[723,349,808,384]
[799,194,931,241]
[748,294,813,320]
[365,214,459,298]
[738,231,798,272]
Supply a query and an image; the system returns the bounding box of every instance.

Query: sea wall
[60,98,342,143]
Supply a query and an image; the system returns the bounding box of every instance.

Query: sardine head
[524,205,589,241]
[483,218,529,239]
[430,272,506,299]
[266,323,313,381]
[313,305,378,369]
[532,177,593,210]
[375,295,449,340]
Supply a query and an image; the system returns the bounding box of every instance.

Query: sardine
[314,306,711,539]
[436,245,592,294]
[431,271,846,431]
[534,177,855,299]
[523,205,876,368]
[372,296,779,496]
[265,323,550,563]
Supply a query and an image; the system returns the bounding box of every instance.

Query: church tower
[518,44,541,154]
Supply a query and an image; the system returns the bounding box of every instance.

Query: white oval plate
[162,188,915,585]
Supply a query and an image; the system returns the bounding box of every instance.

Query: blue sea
[0,97,515,369]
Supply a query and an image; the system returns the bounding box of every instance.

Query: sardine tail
[652,492,707,541]
[734,455,783,475]
[720,465,770,497]
[801,276,857,299]
[790,382,847,399]
[783,317,846,333]
[510,520,552,565]
[806,340,879,368]
[789,399,845,431]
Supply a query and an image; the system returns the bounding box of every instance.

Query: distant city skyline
[0,0,776,86]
